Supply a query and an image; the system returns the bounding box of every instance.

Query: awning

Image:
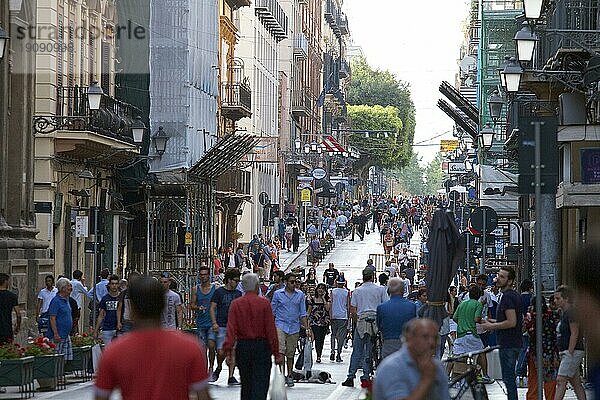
[189,133,259,179]
[479,165,519,217]
[314,178,337,198]
[322,135,346,153]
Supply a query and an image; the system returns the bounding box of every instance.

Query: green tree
[347,105,410,171]
[389,152,425,196]
[424,152,445,195]
[347,57,416,147]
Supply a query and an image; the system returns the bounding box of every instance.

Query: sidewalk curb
[283,245,309,272]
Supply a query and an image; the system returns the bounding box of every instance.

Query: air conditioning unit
[559,92,587,125]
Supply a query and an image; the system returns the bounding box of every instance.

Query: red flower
[361,379,373,390]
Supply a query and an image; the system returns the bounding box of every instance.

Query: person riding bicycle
[342,268,388,387]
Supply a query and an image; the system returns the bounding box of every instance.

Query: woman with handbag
[308,283,331,363]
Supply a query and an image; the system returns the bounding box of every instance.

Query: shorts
[208,326,227,350]
[557,350,585,378]
[277,329,299,359]
[453,334,484,355]
[197,326,212,347]
[479,331,490,347]
[449,319,458,333]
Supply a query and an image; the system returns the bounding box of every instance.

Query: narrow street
[10,229,588,400]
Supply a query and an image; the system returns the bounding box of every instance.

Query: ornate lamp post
[479,123,496,150]
[503,57,523,93]
[514,22,538,62]
[488,90,504,123]
[131,116,146,144]
[523,0,544,20]
[152,126,170,156]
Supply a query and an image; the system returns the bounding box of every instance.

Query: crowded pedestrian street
[1,224,591,400]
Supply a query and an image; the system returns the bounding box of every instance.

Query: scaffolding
[146,178,216,310]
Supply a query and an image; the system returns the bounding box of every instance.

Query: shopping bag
[91,344,103,372]
[303,339,313,373]
[268,364,287,400]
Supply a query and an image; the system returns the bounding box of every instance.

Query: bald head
[403,318,439,357]
[388,277,404,296]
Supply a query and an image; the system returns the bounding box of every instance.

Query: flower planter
[65,345,92,381]
[0,356,35,398]
[33,353,65,390]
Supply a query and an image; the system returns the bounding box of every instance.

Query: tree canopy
[424,152,445,194]
[347,57,416,149]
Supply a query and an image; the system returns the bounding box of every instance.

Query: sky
[344,0,470,164]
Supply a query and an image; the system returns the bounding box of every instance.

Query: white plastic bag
[303,339,313,373]
[91,344,102,372]
[268,364,287,400]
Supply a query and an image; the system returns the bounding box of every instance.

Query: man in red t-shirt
[94,276,211,400]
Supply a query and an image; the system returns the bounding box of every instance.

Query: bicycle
[443,345,500,400]
[364,317,383,375]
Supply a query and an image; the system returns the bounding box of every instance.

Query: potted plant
[25,336,63,390]
[65,330,97,378]
[0,342,34,393]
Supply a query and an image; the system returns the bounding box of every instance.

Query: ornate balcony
[33,85,141,163]
[292,89,311,117]
[226,0,250,10]
[339,59,350,79]
[293,32,308,60]
[221,81,252,121]
[339,14,349,36]
[255,0,288,41]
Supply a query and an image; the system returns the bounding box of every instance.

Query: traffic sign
[440,139,459,152]
[470,206,498,233]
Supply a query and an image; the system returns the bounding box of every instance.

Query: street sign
[470,206,498,233]
[184,232,192,245]
[297,182,311,190]
[301,188,311,202]
[75,215,89,238]
[448,162,467,175]
[258,191,270,206]
[440,139,459,152]
[312,168,327,180]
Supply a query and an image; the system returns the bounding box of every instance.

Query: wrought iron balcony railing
[255,0,288,41]
[293,32,308,60]
[325,0,342,37]
[221,81,252,121]
[33,85,141,143]
[292,89,311,117]
[339,59,350,79]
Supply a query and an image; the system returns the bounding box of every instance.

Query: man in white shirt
[70,270,88,309]
[336,212,348,240]
[36,275,58,334]
[330,276,350,362]
[342,268,388,387]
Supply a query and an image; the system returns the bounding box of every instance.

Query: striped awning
[322,135,346,153]
[189,133,259,179]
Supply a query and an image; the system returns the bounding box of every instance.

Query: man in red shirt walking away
[94,276,211,400]
[224,273,282,400]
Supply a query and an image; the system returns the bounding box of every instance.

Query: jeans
[516,335,529,377]
[236,339,272,400]
[311,325,327,359]
[102,330,117,346]
[499,347,520,400]
[330,319,347,356]
[347,327,372,380]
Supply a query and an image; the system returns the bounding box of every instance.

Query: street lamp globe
[328,151,334,156]
[0,26,9,61]
[488,90,504,122]
[497,56,511,90]
[503,57,523,93]
[464,158,472,172]
[317,144,323,154]
[479,123,496,150]
[523,0,544,19]
[87,81,104,110]
[153,126,170,156]
[310,141,318,152]
[294,137,301,151]
[343,151,349,158]
[303,143,310,154]
[514,22,538,62]
[131,116,146,144]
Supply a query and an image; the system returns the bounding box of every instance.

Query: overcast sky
[344,0,469,164]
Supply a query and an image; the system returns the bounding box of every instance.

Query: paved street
[1,230,591,400]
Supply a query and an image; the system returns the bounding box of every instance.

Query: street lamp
[294,137,301,151]
[0,26,9,61]
[503,57,523,93]
[131,116,146,144]
[153,126,170,156]
[497,55,511,90]
[310,141,318,152]
[317,144,323,154]
[464,158,473,172]
[328,151,334,156]
[343,151,349,158]
[87,81,104,111]
[479,123,496,150]
[303,143,310,154]
[514,22,538,62]
[488,90,504,122]
[523,0,544,20]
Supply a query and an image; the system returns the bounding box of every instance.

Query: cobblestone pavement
[2,230,590,399]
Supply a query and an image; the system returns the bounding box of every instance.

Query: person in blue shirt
[271,273,312,387]
[48,278,74,361]
[377,277,417,359]
[373,318,450,400]
[94,275,121,346]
